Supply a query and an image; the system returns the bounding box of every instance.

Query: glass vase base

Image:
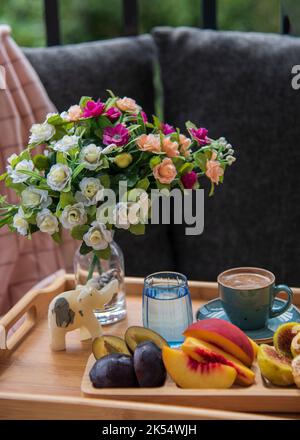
[94,296,127,325]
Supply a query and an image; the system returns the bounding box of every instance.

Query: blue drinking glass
[142,271,193,346]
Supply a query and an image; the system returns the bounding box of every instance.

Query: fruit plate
[81,280,300,413]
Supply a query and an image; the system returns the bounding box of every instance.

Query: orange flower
[153,158,177,184]
[179,134,192,157]
[136,134,161,153]
[205,152,224,184]
[116,97,139,113]
[162,137,179,158]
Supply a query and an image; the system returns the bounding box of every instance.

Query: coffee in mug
[218,267,293,330]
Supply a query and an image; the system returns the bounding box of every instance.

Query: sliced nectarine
[162,346,237,389]
[248,337,259,358]
[184,319,254,367]
[182,337,255,386]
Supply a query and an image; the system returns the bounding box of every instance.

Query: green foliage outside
[0,0,282,47]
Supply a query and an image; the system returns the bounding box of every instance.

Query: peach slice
[183,319,254,367]
[182,337,255,386]
[162,346,237,389]
[248,337,259,358]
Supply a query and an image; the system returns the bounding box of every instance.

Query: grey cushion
[23,35,155,115]
[153,27,300,285]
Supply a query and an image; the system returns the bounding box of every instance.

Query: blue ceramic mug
[218,267,293,330]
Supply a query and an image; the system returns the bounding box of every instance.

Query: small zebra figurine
[48,269,119,351]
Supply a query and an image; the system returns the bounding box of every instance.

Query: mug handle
[270,284,293,318]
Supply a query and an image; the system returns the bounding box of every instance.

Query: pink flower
[205,152,224,184]
[105,107,121,121]
[103,124,129,146]
[83,100,105,118]
[67,105,82,121]
[181,171,197,189]
[190,127,209,145]
[136,134,161,153]
[141,111,148,124]
[153,158,177,184]
[116,97,140,113]
[161,123,175,135]
[162,137,179,158]
[179,134,192,157]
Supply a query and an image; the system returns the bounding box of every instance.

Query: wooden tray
[81,280,300,414]
[0,273,299,419]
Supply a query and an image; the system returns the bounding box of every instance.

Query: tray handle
[0,271,68,351]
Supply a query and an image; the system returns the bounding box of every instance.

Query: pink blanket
[0,25,77,314]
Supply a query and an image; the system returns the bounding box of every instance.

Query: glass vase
[73,240,126,325]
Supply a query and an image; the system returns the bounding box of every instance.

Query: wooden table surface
[0,274,299,420]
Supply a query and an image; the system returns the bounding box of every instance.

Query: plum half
[133,341,166,387]
[89,353,138,388]
[125,326,169,353]
[92,335,131,360]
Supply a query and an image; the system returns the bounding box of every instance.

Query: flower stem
[87,252,98,281]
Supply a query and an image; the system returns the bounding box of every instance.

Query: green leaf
[47,114,65,126]
[33,154,50,171]
[149,156,161,169]
[209,182,215,197]
[72,163,86,179]
[0,172,8,182]
[94,245,111,260]
[185,120,197,131]
[106,89,116,98]
[97,116,113,128]
[79,241,92,255]
[152,115,162,130]
[194,151,207,172]
[128,124,141,133]
[100,174,110,188]
[178,163,194,176]
[79,96,92,108]
[56,152,68,165]
[52,231,62,244]
[129,223,145,235]
[99,157,109,170]
[136,177,150,191]
[156,181,170,190]
[71,224,90,240]
[59,191,75,208]
[171,156,185,171]
[127,174,139,188]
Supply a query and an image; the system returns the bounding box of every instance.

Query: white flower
[226,155,236,166]
[101,143,117,155]
[47,164,72,191]
[79,144,103,170]
[21,186,52,209]
[113,202,131,230]
[46,112,58,120]
[60,203,87,230]
[29,122,55,144]
[75,177,104,206]
[52,135,79,153]
[60,111,69,120]
[36,209,59,235]
[7,159,34,183]
[83,221,112,250]
[113,201,146,229]
[13,208,28,236]
[7,153,18,165]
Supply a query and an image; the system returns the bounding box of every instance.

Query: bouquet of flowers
[0,90,235,267]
